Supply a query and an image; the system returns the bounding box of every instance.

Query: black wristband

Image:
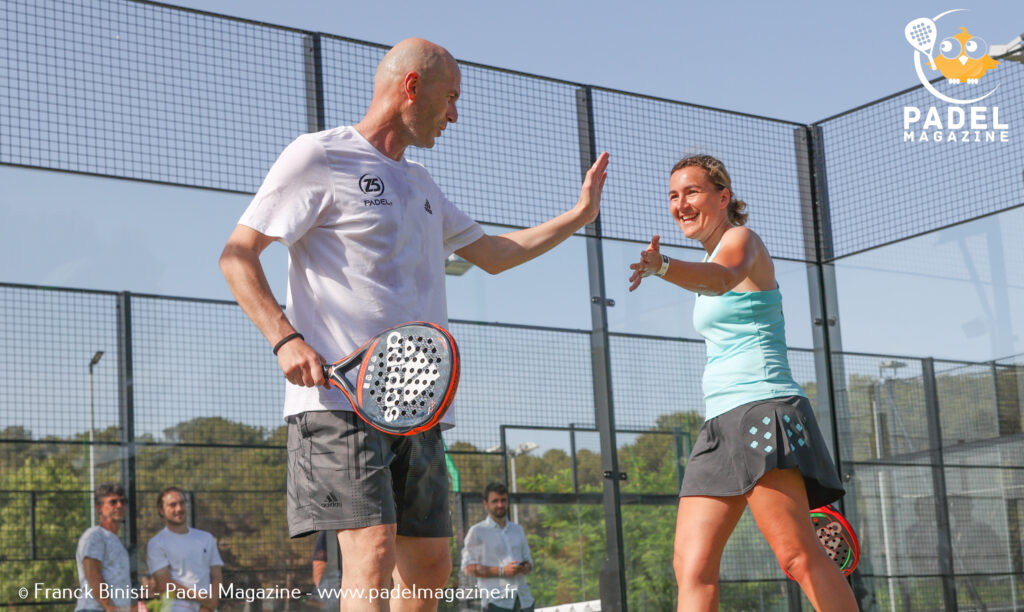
[273,332,304,355]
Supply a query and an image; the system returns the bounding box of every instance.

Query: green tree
[0,453,87,605]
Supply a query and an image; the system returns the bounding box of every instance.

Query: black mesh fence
[1,0,815,260]
[130,295,284,445]
[4,0,1021,256]
[446,322,594,450]
[5,0,1024,610]
[0,285,119,442]
[4,285,1021,609]
[832,354,932,465]
[0,0,309,193]
[591,90,813,261]
[832,352,1024,610]
[816,67,1024,260]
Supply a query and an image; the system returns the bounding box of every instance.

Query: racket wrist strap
[655,254,670,277]
[273,332,304,355]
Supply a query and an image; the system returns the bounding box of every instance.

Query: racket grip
[322,364,332,379]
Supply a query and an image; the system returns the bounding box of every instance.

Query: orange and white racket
[323,322,459,435]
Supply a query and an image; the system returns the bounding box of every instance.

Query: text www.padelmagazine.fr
[314,584,520,603]
[23,582,520,604]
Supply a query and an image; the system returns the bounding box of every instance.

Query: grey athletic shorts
[286,410,452,538]
[680,395,844,509]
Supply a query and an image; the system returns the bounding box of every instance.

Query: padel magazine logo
[902,9,1009,143]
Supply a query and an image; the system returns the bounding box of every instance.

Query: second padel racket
[785,504,860,579]
[322,322,459,435]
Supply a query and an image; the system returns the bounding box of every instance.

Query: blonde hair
[671,155,748,226]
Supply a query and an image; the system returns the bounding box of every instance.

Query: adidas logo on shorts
[321,491,342,508]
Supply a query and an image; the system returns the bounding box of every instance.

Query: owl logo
[931,27,1000,83]
[904,10,1000,105]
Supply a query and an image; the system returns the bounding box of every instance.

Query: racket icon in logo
[905,18,938,69]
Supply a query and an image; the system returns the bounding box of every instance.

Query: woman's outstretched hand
[628,234,661,292]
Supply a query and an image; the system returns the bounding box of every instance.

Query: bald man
[220,38,607,611]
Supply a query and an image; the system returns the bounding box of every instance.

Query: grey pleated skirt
[679,395,844,509]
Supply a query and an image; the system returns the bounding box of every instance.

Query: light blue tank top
[692,242,806,420]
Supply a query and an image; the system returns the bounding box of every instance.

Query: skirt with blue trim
[679,395,844,509]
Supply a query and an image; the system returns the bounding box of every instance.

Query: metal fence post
[799,125,866,605]
[993,361,1022,436]
[499,424,509,487]
[569,423,579,495]
[993,362,1024,578]
[187,490,197,528]
[117,291,138,584]
[786,580,803,612]
[577,84,627,612]
[304,33,326,133]
[673,427,684,491]
[923,357,958,611]
[29,490,37,561]
[797,125,845,485]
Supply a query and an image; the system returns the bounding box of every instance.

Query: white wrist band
[655,254,670,277]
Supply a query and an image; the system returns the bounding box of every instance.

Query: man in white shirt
[75,483,132,612]
[462,483,535,611]
[146,487,224,612]
[220,37,608,612]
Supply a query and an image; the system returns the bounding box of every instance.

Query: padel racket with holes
[785,504,860,579]
[322,322,459,436]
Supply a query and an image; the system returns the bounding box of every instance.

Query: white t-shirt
[461,516,535,609]
[239,126,484,420]
[76,526,132,610]
[146,527,224,612]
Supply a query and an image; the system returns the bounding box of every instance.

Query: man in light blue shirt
[461,483,534,612]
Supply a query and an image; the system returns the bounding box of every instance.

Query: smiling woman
[627,154,856,612]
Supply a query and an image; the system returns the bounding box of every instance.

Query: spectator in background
[950,495,1004,608]
[76,483,132,612]
[146,487,223,612]
[462,483,534,612]
[950,495,1003,573]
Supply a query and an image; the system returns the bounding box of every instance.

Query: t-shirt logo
[359,174,385,197]
[424,200,432,214]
